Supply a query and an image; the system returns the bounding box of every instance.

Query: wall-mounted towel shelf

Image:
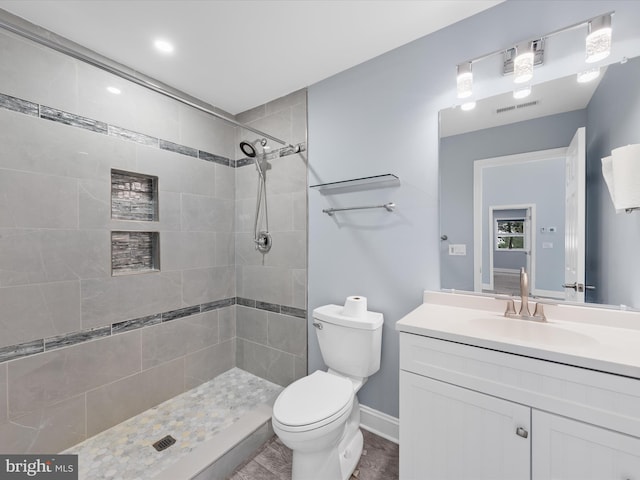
[310,174,399,193]
[323,202,396,216]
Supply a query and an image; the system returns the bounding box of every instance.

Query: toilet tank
[313,304,384,379]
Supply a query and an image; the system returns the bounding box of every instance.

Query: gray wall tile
[182,266,235,305]
[0,110,137,182]
[267,312,307,357]
[81,272,182,328]
[292,191,307,231]
[0,30,78,113]
[292,269,307,310]
[236,338,294,387]
[141,311,219,369]
[178,104,236,160]
[236,306,268,344]
[219,306,236,342]
[181,195,234,232]
[235,104,266,126]
[0,394,85,454]
[8,331,141,418]
[266,89,307,116]
[0,169,78,229]
[184,339,235,390]
[294,355,307,381]
[0,229,110,287]
[215,232,235,267]
[86,357,184,437]
[77,61,181,143]
[0,281,81,348]
[264,154,307,196]
[291,102,308,145]
[238,265,293,307]
[215,163,235,201]
[161,231,217,272]
[0,364,6,424]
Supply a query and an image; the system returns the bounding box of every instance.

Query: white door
[400,371,530,480]
[533,410,640,480]
[564,127,586,302]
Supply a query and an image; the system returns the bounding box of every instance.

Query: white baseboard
[359,404,399,444]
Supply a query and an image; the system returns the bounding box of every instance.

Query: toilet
[272,298,383,480]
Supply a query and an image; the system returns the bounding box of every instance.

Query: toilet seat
[273,371,354,432]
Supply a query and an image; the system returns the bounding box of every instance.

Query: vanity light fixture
[576,67,600,83]
[456,62,473,99]
[513,85,532,99]
[460,101,476,111]
[586,14,612,63]
[106,86,121,95]
[154,38,175,54]
[513,41,534,84]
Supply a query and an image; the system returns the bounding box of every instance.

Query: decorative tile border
[0,297,307,364]
[237,297,307,318]
[0,91,306,169]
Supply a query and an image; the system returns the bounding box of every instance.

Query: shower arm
[0,10,301,153]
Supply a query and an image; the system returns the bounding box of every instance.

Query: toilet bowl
[272,299,384,480]
[272,371,362,480]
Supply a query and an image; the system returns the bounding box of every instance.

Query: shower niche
[111,169,158,221]
[110,169,160,275]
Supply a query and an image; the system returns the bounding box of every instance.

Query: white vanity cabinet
[400,370,530,480]
[532,411,640,480]
[399,331,640,480]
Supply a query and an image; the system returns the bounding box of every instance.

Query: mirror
[439,54,640,308]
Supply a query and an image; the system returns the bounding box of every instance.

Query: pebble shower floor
[63,368,282,479]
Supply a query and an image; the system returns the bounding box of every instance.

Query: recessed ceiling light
[106,86,121,95]
[577,67,600,83]
[154,39,174,54]
[513,85,532,99]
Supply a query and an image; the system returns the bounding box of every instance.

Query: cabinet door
[400,371,530,480]
[533,410,640,480]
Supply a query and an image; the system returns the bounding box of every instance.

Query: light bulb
[514,42,534,84]
[456,62,473,99]
[586,15,612,63]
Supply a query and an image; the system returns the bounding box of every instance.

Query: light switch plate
[449,244,467,256]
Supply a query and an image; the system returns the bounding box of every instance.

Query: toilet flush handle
[312,321,323,330]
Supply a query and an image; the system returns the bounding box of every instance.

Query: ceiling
[440,69,604,137]
[0,0,501,115]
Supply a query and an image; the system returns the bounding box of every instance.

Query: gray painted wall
[308,1,640,418]
[586,55,640,306]
[440,109,586,292]
[481,158,566,292]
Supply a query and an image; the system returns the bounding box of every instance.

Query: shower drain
[152,435,176,452]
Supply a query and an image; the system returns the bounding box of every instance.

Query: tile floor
[228,429,399,480]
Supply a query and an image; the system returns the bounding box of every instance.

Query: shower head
[239,138,268,158]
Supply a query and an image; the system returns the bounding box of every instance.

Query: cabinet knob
[515,427,529,438]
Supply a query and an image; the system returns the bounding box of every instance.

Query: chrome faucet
[504,267,547,322]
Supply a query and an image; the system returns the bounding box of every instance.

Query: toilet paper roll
[343,296,367,318]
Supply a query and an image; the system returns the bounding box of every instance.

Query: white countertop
[396,292,640,379]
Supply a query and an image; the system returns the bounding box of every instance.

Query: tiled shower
[0,26,307,454]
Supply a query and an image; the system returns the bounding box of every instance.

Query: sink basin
[462,316,599,348]
[396,291,640,379]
